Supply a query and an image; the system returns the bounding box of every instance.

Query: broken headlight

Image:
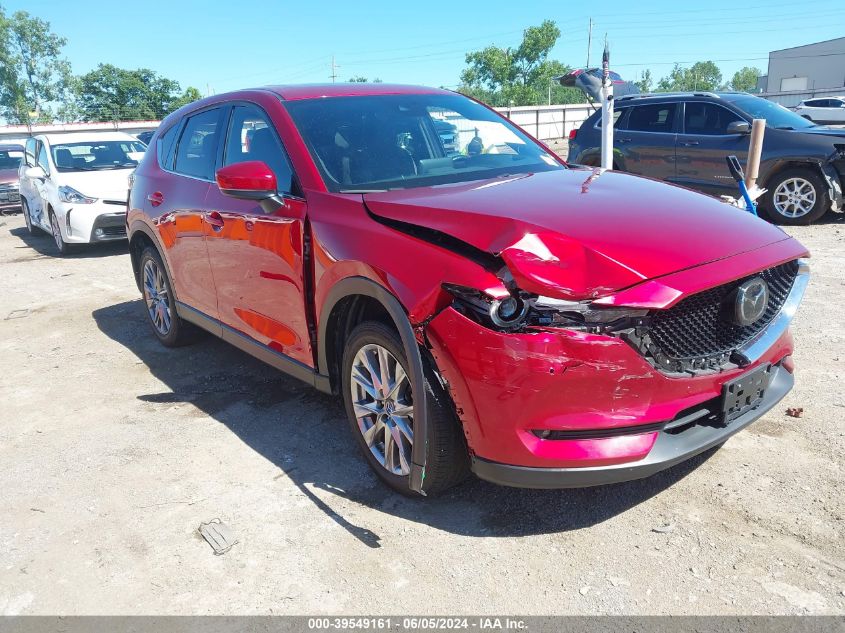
[445,284,648,333]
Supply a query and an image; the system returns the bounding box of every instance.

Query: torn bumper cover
[424,304,796,488]
[821,162,843,212]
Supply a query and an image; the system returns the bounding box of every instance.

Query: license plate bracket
[721,363,772,425]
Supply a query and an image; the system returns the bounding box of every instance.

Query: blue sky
[6,0,845,95]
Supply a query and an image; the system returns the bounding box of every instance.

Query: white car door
[32,142,54,229]
[20,138,43,227]
[831,99,845,123]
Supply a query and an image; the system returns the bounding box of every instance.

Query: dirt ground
[0,208,843,616]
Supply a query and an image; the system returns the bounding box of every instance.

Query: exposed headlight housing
[58,186,96,204]
[445,284,648,333]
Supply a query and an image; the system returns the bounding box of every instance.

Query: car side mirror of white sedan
[24,166,46,180]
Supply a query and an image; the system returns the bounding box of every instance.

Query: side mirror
[215,161,277,200]
[24,166,46,180]
[727,121,750,135]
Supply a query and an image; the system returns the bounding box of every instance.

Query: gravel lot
[0,208,843,616]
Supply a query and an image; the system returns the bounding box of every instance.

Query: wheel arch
[761,158,841,213]
[128,221,177,299]
[317,276,429,493]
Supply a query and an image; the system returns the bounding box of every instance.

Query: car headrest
[55,148,74,169]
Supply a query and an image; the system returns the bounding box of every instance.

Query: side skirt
[175,301,332,394]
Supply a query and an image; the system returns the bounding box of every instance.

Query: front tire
[761,167,829,225]
[139,246,198,347]
[341,321,469,496]
[49,209,73,255]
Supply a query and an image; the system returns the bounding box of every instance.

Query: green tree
[657,61,723,92]
[729,66,761,93]
[170,86,202,112]
[74,64,199,121]
[347,76,382,83]
[0,8,73,124]
[458,21,578,106]
[635,69,653,93]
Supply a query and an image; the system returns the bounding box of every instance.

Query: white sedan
[19,132,146,254]
[793,97,845,124]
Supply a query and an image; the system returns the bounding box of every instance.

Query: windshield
[284,93,564,192]
[731,96,817,130]
[51,140,146,172]
[0,150,22,170]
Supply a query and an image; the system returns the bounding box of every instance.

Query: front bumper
[57,200,127,243]
[0,187,21,212]
[471,363,793,488]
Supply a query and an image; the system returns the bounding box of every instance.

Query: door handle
[681,141,700,146]
[205,211,225,230]
[617,137,632,144]
[147,191,164,207]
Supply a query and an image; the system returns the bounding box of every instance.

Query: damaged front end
[821,143,845,212]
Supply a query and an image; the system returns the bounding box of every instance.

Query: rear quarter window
[157,124,179,171]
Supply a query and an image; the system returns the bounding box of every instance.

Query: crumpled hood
[364,168,797,299]
[796,126,845,139]
[59,168,134,201]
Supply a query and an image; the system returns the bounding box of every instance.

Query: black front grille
[99,225,126,237]
[627,260,799,374]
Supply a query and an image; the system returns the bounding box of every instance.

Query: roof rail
[616,91,726,102]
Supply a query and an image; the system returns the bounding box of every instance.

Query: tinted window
[0,149,22,170]
[52,140,145,172]
[223,105,294,193]
[684,102,743,135]
[803,99,824,107]
[625,103,677,133]
[25,138,37,167]
[174,109,221,180]
[731,96,815,130]
[285,93,563,192]
[594,108,628,128]
[37,144,50,174]
[157,124,179,171]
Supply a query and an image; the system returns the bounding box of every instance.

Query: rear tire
[761,167,829,225]
[139,246,199,347]
[341,321,469,496]
[22,199,43,235]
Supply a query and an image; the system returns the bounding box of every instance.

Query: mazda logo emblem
[735,278,769,326]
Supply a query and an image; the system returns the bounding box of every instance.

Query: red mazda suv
[127,84,809,496]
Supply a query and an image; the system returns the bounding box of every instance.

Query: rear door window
[625,103,677,133]
[174,108,222,180]
[223,105,295,193]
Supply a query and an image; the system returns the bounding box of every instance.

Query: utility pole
[586,18,593,68]
[330,55,340,83]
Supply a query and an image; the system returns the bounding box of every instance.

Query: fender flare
[317,276,429,494]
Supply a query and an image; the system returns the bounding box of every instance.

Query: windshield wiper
[339,188,389,193]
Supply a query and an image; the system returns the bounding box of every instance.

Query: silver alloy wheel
[143,259,172,335]
[773,177,816,219]
[50,212,63,249]
[350,343,414,476]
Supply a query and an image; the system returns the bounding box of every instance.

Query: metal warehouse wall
[767,37,845,94]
